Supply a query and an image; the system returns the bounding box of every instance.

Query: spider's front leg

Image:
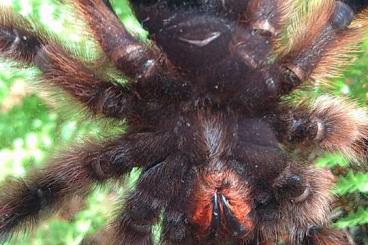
[0,132,172,241]
[160,168,196,245]
[298,226,354,245]
[0,8,136,119]
[113,154,193,245]
[265,163,355,245]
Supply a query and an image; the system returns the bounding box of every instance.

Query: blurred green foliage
[0,0,367,244]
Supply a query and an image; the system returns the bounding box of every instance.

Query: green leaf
[335,172,368,195]
[335,208,368,228]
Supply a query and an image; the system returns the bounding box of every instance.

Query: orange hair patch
[190,169,254,239]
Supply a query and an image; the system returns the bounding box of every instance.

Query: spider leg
[298,226,353,245]
[113,154,192,245]
[274,95,368,163]
[233,0,292,69]
[0,8,136,119]
[341,0,368,13]
[161,210,194,245]
[272,167,337,245]
[102,0,116,15]
[35,45,137,118]
[0,132,173,241]
[257,0,368,97]
[81,226,115,245]
[72,0,163,81]
[161,170,196,245]
[246,239,277,245]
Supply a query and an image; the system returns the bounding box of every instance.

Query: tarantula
[0,0,368,244]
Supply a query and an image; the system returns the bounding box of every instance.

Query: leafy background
[0,0,367,244]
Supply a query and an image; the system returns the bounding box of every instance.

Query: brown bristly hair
[311,10,368,84]
[275,0,335,57]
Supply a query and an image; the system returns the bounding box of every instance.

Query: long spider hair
[0,0,368,244]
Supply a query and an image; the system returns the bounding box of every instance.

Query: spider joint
[332,1,354,30]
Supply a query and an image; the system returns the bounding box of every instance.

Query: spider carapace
[0,0,368,244]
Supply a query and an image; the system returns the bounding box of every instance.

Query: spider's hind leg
[342,0,368,13]
[0,8,136,119]
[72,0,163,81]
[102,0,115,14]
[233,0,292,69]
[271,0,368,96]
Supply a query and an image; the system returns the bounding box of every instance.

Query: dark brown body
[0,0,368,244]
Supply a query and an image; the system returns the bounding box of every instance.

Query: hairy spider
[0,0,368,244]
